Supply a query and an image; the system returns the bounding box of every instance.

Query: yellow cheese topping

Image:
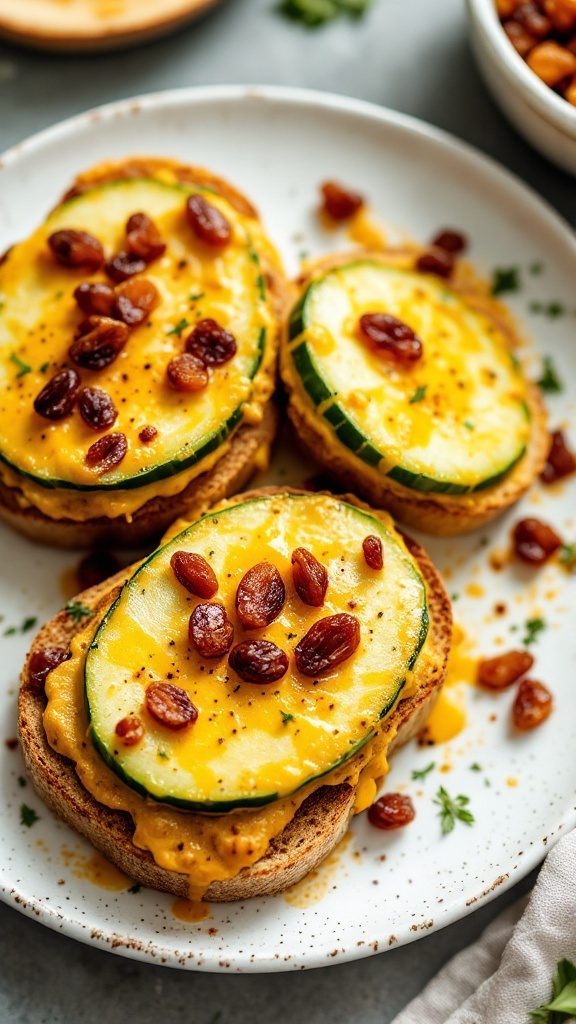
[0,175,279,521]
[43,495,438,898]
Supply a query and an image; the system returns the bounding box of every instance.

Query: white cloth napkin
[392,829,576,1024]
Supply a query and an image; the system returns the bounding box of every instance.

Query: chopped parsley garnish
[530,957,576,1022]
[20,804,39,827]
[537,356,563,394]
[278,0,372,27]
[409,385,427,404]
[189,292,205,302]
[529,262,543,275]
[17,776,26,788]
[39,362,50,373]
[167,318,190,336]
[64,600,92,623]
[491,266,520,297]
[451,593,459,602]
[281,710,295,724]
[127,883,142,894]
[158,750,169,759]
[433,786,475,835]
[530,301,565,319]
[463,420,475,430]
[522,617,546,646]
[21,616,37,633]
[411,761,435,781]
[560,543,576,570]
[469,763,482,772]
[10,352,31,378]
[2,626,16,637]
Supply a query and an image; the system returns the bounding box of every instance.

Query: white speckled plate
[1,86,575,973]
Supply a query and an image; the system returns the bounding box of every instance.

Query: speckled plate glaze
[0,86,575,973]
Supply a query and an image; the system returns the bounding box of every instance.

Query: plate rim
[1,83,575,973]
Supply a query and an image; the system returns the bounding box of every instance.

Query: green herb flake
[491,267,520,297]
[522,617,546,647]
[560,543,576,571]
[409,385,427,405]
[189,292,205,302]
[21,617,37,633]
[281,711,295,724]
[20,804,39,827]
[411,761,435,781]
[529,262,543,275]
[64,600,92,623]
[39,362,50,373]
[10,352,31,378]
[127,883,142,894]
[3,626,16,637]
[278,0,372,27]
[158,750,169,759]
[537,356,563,394]
[451,593,459,602]
[433,786,475,835]
[463,420,475,430]
[167,318,190,336]
[469,763,482,772]
[530,957,576,1022]
[17,776,26,788]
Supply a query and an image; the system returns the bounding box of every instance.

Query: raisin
[368,793,415,830]
[512,517,562,565]
[186,194,232,247]
[512,678,553,730]
[503,18,538,54]
[170,550,218,599]
[477,650,534,690]
[33,369,81,420]
[320,181,364,220]
[113,278,159,326]
[541,430,576,484]
[69,316,129,370]
[236,562,286,629]
[359,313,423,364]
[48,229,104,271]
[295,613,360,676]
[166,353,209,392]
[514,2,552,38]
[189,602,234,659]
[27,647,70,696]
[78,387,118,431]
[105,251,147,282]
[139,424,158,443]
[74,282,116,318]
[362,535,384,570]
[77,550,120,590]
[229,639,289,684]
[85,432,128,473]
[115,715,144,746]
[146,681,198,730]
[431,229,467,254]
[291,548,328,607]
[416,247,455,278]
[126,212,166,263]
[185,318,237,367]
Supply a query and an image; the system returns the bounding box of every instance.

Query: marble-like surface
[0,1,572,1020]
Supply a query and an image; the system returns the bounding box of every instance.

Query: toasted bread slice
[281,250,549,536]
[0,158,287,549]
[18,494,451,901]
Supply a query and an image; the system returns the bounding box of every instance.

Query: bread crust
[18,489,451,901]
[281,251,549,536]
[0,158,288,549]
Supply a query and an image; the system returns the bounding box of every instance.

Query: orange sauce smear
[171,898,211,923]
[420,624,478,745]
[283,831,352,909]
[61,846,131,891]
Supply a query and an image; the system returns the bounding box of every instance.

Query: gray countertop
[0,1,573,1021]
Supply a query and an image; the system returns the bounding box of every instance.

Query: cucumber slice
[0,177,274,492]
[287,260,530,494]
[85,493,428,812]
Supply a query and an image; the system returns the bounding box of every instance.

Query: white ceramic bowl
[467,0,576,174]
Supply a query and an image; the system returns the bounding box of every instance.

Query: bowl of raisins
[467,0,576,174]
